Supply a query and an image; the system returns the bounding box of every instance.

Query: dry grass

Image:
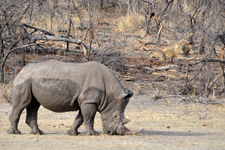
[0,81,13,104]
[117,13,145,32]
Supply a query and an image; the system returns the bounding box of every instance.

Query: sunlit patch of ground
[1,95,225,149]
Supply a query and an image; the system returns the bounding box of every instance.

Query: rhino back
[14,60,104,88]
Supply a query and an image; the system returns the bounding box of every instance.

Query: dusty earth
[1,85,225,150]
[1,17,225,150]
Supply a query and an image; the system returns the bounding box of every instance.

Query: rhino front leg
[26,100,44,135]
[67,110,83,135]
[81,103,99,136]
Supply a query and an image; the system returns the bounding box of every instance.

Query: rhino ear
[123,90,133,99]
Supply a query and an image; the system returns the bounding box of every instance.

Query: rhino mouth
[106,130,116,135]
[106,126,143,135]
[105,119,144,136]
[102,111,143,135]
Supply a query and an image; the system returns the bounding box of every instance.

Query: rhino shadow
[142,130,213,136]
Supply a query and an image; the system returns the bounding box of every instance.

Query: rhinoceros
[7,60,143,135]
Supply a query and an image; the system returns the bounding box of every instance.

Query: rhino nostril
[107,131,111,134]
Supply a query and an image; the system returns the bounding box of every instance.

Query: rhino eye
[113,115,117,118]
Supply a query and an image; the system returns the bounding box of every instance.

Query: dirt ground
[1,88,225,150]
[1,14,225,150]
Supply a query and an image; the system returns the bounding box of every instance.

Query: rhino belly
[31,78,81,112]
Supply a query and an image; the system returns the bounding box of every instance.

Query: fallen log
[29,34,82,44]
[21,34,88,57]
[20,23,89,57]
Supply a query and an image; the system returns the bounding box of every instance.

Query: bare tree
[0,0,32,82]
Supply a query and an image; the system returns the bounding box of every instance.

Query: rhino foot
[67,129,81,136]
[85,130,99,136]
[30,129,44,135]
[7,128,21,134]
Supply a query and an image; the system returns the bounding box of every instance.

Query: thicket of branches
[0,0,225,97]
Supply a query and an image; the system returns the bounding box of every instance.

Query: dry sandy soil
[1,88,225,150]
[1,15,225,150]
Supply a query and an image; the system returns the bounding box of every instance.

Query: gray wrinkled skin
[7,60,142,136]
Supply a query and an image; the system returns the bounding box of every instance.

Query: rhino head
[101,90,143,135]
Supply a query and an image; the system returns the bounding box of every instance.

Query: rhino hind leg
[26,99,44,135]
[7,80,32,134]
[81,103,99,136]
[7,106,24,134]
[67,110,83,136]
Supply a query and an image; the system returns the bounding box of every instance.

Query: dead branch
[0,43,35,81]
[144,64,179,71]
[21,23,55,36]
[199,99,224,107]
[21,34,88,56]
[155,95,183,100]
[208,74,223,90]
[72,0,85,28]
[20,23,88,50]
[29,34,81,44]
[157,24,163,46]
[178,111,195,118]
[138,40,157,46]
[54,10,74,27]
[204,76,211,96]
[189,59,225,67]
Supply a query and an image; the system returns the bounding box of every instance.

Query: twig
[204,76,211,96]
[138,40,157,46]
[185,64,190,86]
[178,111,195,118]
[189,59,225,67]
[155,95,183,100]
[199,100,224,107]
[157,24,163,46]
[208,74,223,89]
[162,95,182,98]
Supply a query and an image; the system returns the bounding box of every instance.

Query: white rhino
[7,60,143,135]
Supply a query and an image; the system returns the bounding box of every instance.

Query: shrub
[117,13,145,31]
[0,81,13,104]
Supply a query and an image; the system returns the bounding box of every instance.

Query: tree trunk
[199,4,207,54]
[99,0,103,11]
[0,25,4,82]
[73,1,84,28]
[145,1,155,37]
[135,0,140,13]
[66,0,72,52]
[199,36,205,54]
[127,0,133,15]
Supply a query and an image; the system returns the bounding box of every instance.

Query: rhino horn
[123,126,144,135]
[125,128,144,135]
[121,117,131,124]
